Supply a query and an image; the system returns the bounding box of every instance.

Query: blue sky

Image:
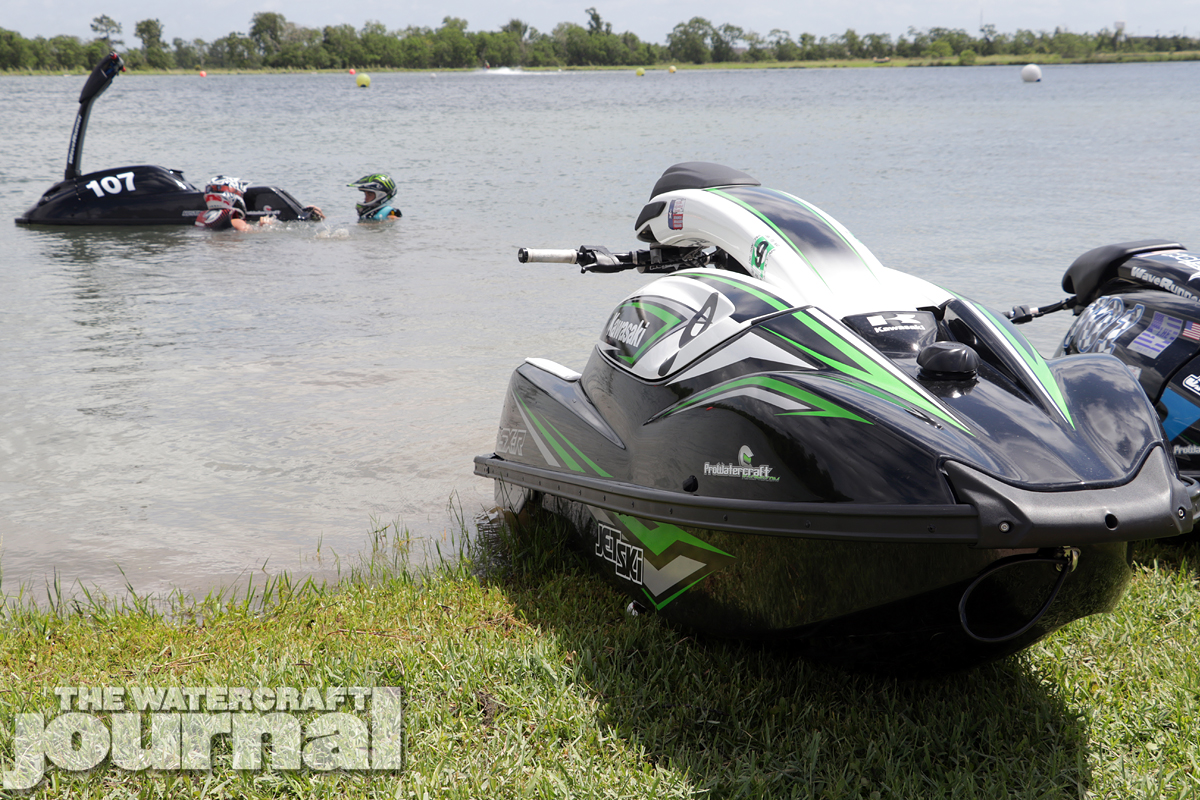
[3,0,1191,45]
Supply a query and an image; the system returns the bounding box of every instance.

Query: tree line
[2,9,1197,72]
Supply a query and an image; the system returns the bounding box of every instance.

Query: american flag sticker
[1184,321,1200,341]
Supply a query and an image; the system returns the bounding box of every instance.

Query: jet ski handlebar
[518,244,710,274]
[1006,296,1078,324]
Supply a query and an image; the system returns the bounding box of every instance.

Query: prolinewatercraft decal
[951,295,1075,428]
[592,511,735,609]
[765,308,971,433]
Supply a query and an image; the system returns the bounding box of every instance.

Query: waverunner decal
[951,296,1074,428]
[766,308,972,434]
[655,375,869,423]
[513,392,611,477]
[594,514,735,610]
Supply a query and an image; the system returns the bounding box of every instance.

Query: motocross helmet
[349,173,396,218]
[204,175,248,218]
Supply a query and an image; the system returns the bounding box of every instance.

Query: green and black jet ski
[475,162,1197,673]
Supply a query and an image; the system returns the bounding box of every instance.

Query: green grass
[0,515,1197,798]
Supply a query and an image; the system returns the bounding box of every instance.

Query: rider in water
[195,175,325,230]
[195,176,256,231]
[349,173,401,221]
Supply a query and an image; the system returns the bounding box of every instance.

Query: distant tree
[135,19,172,68]
[711,23,743,62]
[0,28,33,69]
[668,17,714,63]
[90,14,123,47]
[172,37,206,69]
[585,8,611,36]
[431,17,475,68]
[768,29,800,61]
[249,12,288,57]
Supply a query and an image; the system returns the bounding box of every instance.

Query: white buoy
[1021,63,1042,82]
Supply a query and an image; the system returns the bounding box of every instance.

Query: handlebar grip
[518,248,579,264]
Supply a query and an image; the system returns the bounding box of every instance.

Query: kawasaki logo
[607,317,649,348]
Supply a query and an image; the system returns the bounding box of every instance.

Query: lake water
[2,63,1199,600]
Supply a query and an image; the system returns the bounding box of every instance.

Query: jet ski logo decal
[593,514,735,609]
[702,445,780,482]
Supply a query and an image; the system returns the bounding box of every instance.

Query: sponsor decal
[1185,375,1200,397]
[1066,296,1143,355]
[749,236,774,279]
[668,198,685,230]
[496,426,526,456]
[1184,321,1200,341]
[1174,444,1200,456]
[703,445,780,482]
[1128,311,1183,358]
[2,686,404,789]
[1160,387,1200,440]
[864,312,927,334]
[1146,250,1200,280]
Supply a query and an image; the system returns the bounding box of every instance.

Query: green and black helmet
[349,173,397,218]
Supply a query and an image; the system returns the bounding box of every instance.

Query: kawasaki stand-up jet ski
[1012,240,1200,491]
[15,52,319,226]
[475,162,1197,673]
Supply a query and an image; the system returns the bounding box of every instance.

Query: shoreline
[4,50,1199,77]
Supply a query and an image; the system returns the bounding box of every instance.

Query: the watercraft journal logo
[2,685,404,789]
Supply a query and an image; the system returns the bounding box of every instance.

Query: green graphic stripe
[546,418,611,478]
[667,375,869,424]
[972,301,1075,428]
[620,515,733,558]
[773,188,878,279]
[687,271,791,312]
[643,575,710,610]
[707,188,832,289]
[768,314,971,434]
[618,301,683,364]
[514,393,581,472]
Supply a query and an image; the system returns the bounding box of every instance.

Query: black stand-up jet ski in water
[475,162,1197,673]
[1012,240,1200,495]
[15,52,319,226]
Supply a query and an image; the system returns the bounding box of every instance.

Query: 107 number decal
[84,172,136,197]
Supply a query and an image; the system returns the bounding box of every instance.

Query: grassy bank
[1,517,1198,798]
